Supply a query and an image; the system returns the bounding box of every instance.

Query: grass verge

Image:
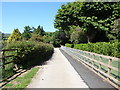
[3,67,39,88]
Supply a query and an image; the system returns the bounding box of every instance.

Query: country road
[27,48,88,88]
[27,48,115,89]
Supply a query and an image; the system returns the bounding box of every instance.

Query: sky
[1,2,67,33]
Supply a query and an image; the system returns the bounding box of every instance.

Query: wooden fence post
[2,50,5,80]
[14,49,18,70]
[98,56,102,75]
[92,54,95,69]
[107,58,112,81]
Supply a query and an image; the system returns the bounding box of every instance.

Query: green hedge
[65,43,74,48]
[5,41,54,68]
[2,41,53,80]
[65,42,120,58]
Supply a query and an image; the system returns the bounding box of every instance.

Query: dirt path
[27,48,88,88]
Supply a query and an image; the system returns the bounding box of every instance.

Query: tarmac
[27,48,89,88]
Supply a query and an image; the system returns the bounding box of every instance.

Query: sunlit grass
[4,67,39,88]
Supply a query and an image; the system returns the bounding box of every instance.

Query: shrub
[65,44,74,48]
[29,34,43,42]
[66,41,120,58]
[5,41,54,68]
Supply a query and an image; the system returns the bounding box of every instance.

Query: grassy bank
[3,67,39,88]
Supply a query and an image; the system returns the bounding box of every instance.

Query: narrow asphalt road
[27,48,88,88]
[60,48,116,89]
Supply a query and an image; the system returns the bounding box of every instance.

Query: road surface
[27,48,88,88]
[27,48,116,89]
[60,48,115,89]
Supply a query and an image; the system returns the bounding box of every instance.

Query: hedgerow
[65,42,120,58]
[5,41,54,68]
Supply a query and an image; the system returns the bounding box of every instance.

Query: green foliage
[7,29,22,43]
[65,43,74,48]
[29,34,43,42]
[43,32,53,43]
[5,41,54,68]
[43,35,51,43]
[66,41,120,58]
[33,25,45,36]
[53,31,69,45]
[52,40,61,47]
[70,30,87,44]
[111,19,120,41]
[54,2,120,42]
[21,25,45,41]
[21,26,32,40]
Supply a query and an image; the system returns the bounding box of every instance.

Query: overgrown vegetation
[65,41,120,58]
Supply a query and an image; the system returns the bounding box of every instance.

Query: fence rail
[61,46,120,89]
[0,49,18,82]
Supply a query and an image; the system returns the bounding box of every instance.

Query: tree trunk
[87,36,90,43]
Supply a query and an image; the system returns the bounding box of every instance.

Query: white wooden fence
[61,46,120,89]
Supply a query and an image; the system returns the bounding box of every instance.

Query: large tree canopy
[54,2,120,42]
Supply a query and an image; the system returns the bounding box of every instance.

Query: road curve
[27,48,88,88]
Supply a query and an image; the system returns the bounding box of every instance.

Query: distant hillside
[2,33,11,40]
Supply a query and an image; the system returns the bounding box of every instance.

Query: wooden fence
[0,49,18,82]
[61,46,120,89]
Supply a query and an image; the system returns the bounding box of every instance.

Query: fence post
[92,54,95,69]
[107,58,112,81]
[98,56,102,75]
[14,49,18,70]
[2,50,5,80]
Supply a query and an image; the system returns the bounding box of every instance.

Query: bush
[65,41,120,58]
[29,34,43,42]
[65,44,74,48]
[5,41,54,68]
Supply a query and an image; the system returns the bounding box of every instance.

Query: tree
[53,31,69,45]
[7,29,22,43]
[70,28,87,44]
[54,2,120,42]
[110,18,120,41]
[43,32,53,43]
[33,25,45,36]
[22,26,32,40]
